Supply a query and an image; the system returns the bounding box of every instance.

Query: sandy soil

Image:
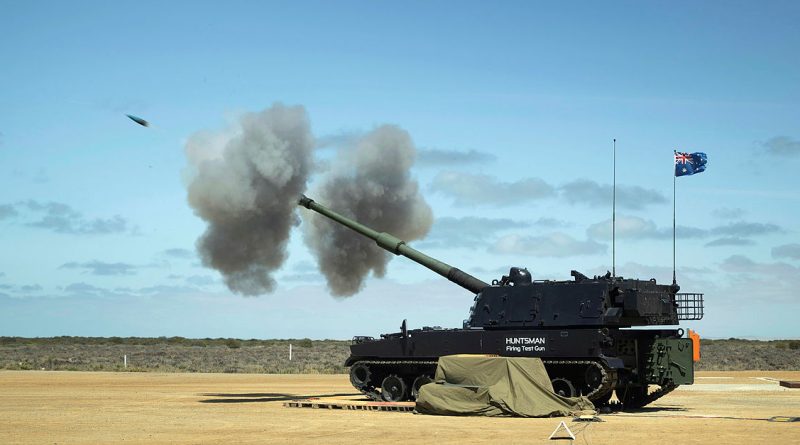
[1,370,799,444]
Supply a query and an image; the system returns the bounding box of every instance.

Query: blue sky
[1,1,799,339]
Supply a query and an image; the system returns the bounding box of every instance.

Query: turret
[298,195,489,294]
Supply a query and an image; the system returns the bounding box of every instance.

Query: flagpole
[612,138,616,279]
[672,154,677,285]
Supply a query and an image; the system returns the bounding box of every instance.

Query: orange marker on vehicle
[688,329,701,362]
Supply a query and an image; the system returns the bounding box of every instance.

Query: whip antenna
[612,138,616,279]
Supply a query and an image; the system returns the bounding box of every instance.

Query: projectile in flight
[126,114,150,127]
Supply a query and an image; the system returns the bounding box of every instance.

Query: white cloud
[705,237,755,247]
[560,179,667,210]
[772,243,800,260]
[718,255,800,304]
[713,222,783,237]
[60,261,138,276]
[417,216,529,249]
[492,232,606,257]
[430,171,555,207]
[8,200,132,235]
[586,215,662,240]
[587,216,781,241]
[711,207,746,219]
[416,148,496,167]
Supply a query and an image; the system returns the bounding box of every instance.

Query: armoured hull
[346,326,696,407]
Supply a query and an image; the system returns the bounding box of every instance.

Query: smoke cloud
[185,104,314,295]
[302,125,433,296]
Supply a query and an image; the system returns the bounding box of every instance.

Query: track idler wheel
[349,363,372,389]
[411,375,433,400]
[551,377,577,398]
[381,375,408,402]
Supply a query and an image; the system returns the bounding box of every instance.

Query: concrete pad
[677,383,792,392]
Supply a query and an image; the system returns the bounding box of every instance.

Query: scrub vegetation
[697,338,800,371]
[0,337,349,373]
[0,337,798,373]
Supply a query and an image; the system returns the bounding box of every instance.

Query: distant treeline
[0,336,351,374]
[0,337,798,373]
[0,336,329,349]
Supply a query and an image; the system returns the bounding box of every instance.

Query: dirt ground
[1,371,798,444]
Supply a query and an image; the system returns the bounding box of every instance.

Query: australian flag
[675,151,707,177]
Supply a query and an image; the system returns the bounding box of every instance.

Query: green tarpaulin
[415,355,595,417]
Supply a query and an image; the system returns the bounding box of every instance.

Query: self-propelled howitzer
[298,195,704,408]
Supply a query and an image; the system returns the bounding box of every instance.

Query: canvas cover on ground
[415,355,595,417]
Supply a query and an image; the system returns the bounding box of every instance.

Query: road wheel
[381,375,407,402]
[411,375,433,400]
[551,377,577,398]
[584,365,604,393]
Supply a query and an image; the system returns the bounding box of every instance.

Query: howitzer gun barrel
[298,195,489,294]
